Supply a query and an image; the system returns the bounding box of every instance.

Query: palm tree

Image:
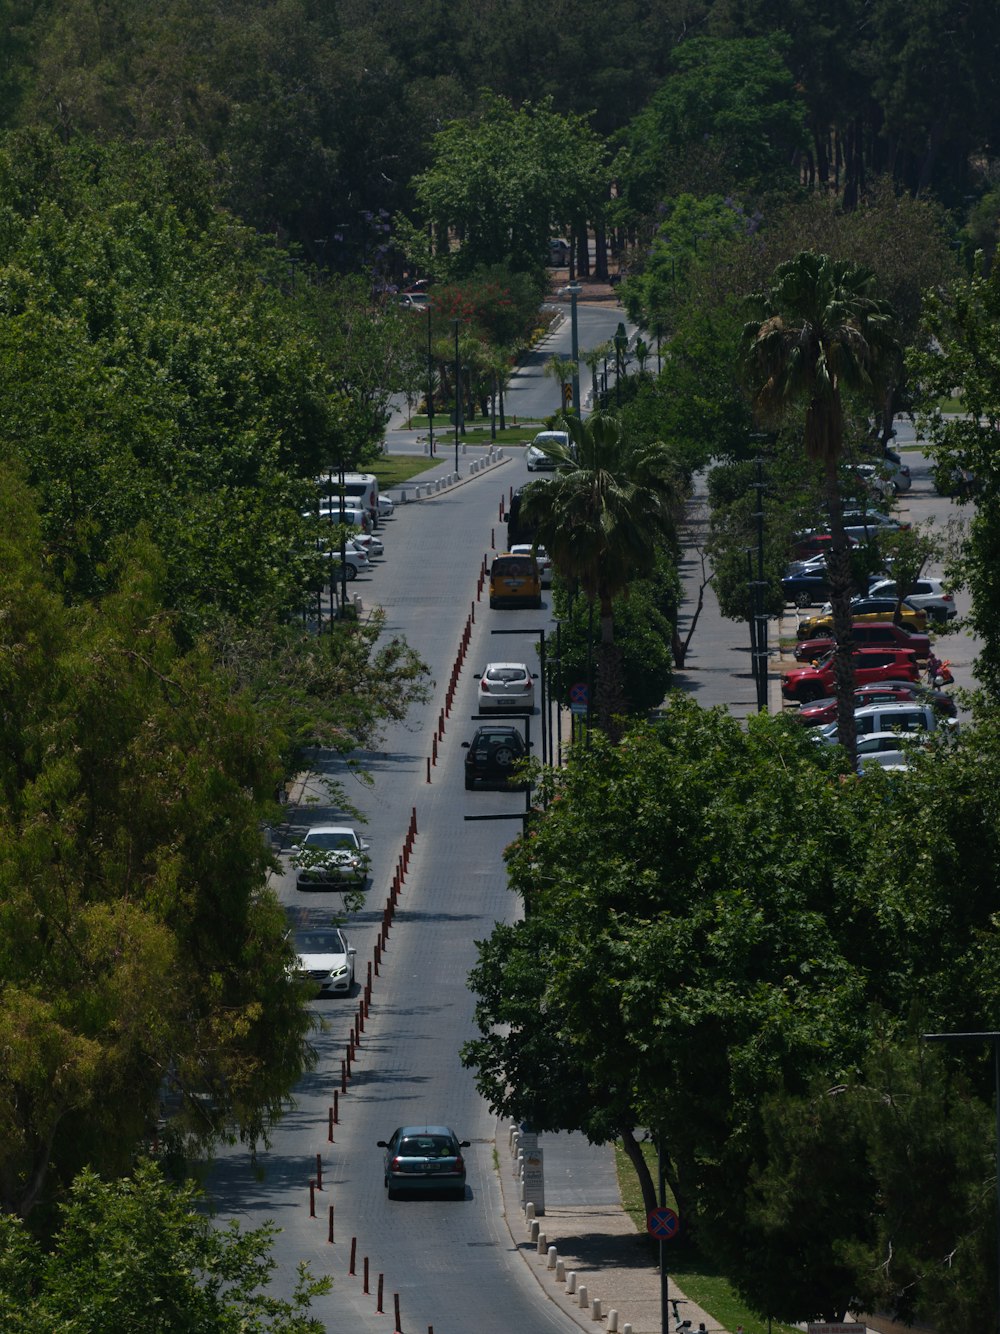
[519,411,683,736]
[543,354,576,413]
[742,251,898,769]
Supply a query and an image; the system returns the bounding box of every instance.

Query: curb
[389,447,510,505]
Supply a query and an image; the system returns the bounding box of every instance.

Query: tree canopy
[464,700,1000,1328]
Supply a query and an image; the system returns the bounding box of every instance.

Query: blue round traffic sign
[646,1206,679,1240]
[569,681,589,705]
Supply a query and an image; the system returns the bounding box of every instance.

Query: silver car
[525,430,570,471]
[478,662,536,713]
[292,927,356,995]
[291,826,370,888]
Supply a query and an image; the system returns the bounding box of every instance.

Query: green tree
[911,262,1000,696]
[0,475,312,1219]
[403,92,607,277]
[464,699,1000,1327]
[742,251,898,768]
[614,36,807,222]
[0,1160,329,1330]
[518,412,684,731]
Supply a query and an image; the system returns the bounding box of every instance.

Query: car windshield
[305,831,358,850]
[398,1135,456,1157]
[294,929,345,953]
[486,668,527,682]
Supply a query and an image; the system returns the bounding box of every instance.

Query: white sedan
[478,663,536,713]
[291,826,370,888]
[292,927,356,996]
[510,543,553,587]
[525,430,570,471]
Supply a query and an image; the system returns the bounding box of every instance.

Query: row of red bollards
[426,599,478,783]
[306,804,419,1331]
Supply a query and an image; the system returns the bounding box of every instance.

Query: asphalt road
[205,309,635,1334]
[204,322,980,1333]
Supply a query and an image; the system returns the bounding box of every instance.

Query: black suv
[462,724,527,790]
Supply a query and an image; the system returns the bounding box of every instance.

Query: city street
[205,331,980,1333]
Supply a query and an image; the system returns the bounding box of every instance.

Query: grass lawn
[370,456,441,487]
[614,1139,800,1334]
[403,415,544,445]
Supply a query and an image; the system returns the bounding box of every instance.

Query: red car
[782,648,921,704]
[795,681,958,725]
[793,621,931,663]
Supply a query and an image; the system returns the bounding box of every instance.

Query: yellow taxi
[489,552,542,609]
[797,595,927,639]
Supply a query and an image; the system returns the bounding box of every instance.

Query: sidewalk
[497,1125,725,1334]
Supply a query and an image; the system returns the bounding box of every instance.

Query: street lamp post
[452,318,462,473]
[426,306,435,457]
[566,281,582,414]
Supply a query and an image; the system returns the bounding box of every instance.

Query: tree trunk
[825,451,858,771]
[595,592,625,739]
[619,1127,658,1219]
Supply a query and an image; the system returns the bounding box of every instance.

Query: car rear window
[492,556,537,577]
[486,667,528,682]
[399,1136,455,1156]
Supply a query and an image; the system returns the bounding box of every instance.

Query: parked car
[291,826,370,888]
[782,568,835,607]
[478,662,536,713]
[377,493,395,519]
[377,1125,470,1200]
[815,700,957,745]
[291,927,356,996]
[856,731,924,772]
[933,459,978,498]
[782,647,921,703]
[462,723,527,789]
[489,553,542,609]
[868,577,956,622]
[510,543,553,586]
[841,514,909,543]
[794,621,931,663]
[525,430,571,472]
[350,533,384,559]
[796,682,957,726]
[796,596,927,639]
[324,545,370,581]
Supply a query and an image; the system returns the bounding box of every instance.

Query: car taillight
[391,1157,401,1170]
[455,1154,464,1170]
[942,593,953,601]
[480,679,489,691]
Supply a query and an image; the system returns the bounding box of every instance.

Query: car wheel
[794,591,813,608]
[494,746,514,767]
[343,564,358,582]
[465,773,475,790]
[452,1187,466,1201]
[387,1185,398,1200]
[797,684,825,703]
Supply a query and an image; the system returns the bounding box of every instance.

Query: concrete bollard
[555,1258,566,1282]
[399,488,408,504]
[525,1201,535,1220]
[607,1311,619,1332]
[566,1272,577,1295]
[353,594,363,615]
[536,1232,547,1255]
[547,1246,557,1270]
[529,1219,540,1244]
[591,1298,602,1321]
[577,1284,588,1310]
[414,485,422,499]
[623,1325,633,1334]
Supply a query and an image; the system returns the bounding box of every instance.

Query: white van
[818,701,957,745]
[340,473,380,527]
[316,473,380,527]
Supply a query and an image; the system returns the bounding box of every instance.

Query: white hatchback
[510,543,553,587]
[478,662,536,713]
[525,430,571,471]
